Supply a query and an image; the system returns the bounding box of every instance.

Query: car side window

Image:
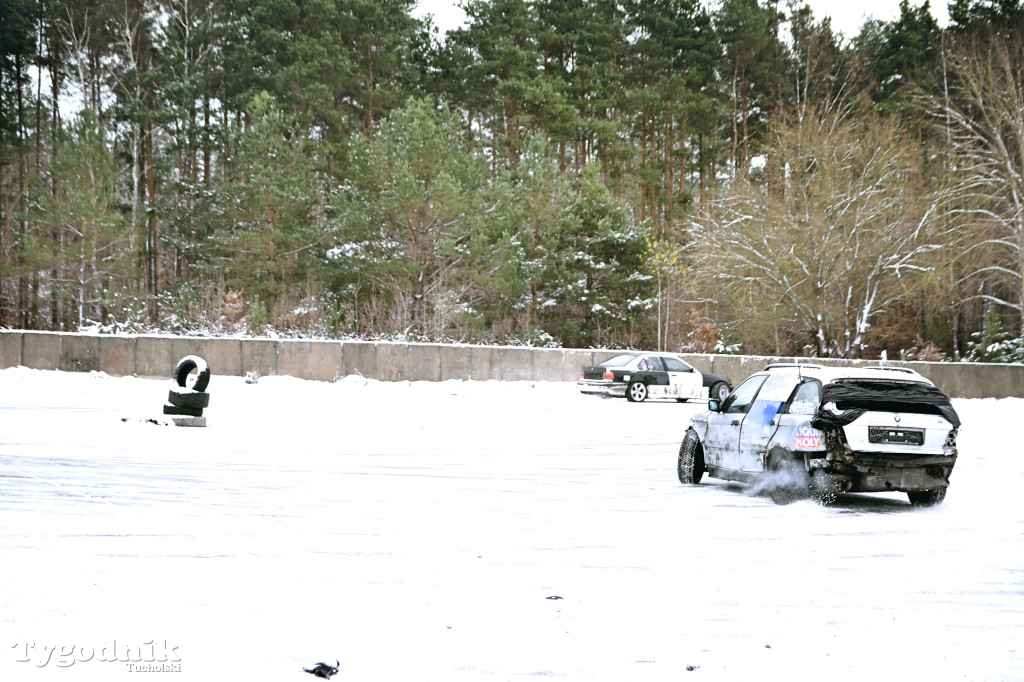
[642,356,665,371]
[662,357,692,372]
[787,380,822,415]
[720,374,768,414]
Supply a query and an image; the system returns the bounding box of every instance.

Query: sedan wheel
[626,381,648,402]
[677,430,705,485]
[711,381,730,402]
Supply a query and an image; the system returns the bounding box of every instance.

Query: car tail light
[602,371,614,381]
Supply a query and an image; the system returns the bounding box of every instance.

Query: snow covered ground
[0,367,1021,681]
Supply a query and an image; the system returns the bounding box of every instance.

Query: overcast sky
[412,0,950,40]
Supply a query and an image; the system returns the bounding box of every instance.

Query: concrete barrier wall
[1,329,1021,399]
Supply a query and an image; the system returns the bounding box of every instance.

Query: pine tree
[331,98,488,337]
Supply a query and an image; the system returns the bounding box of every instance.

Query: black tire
[677,430,705,484]
[766,454,811,505]
[168,389,210,409]
[626,381,648,403]
[163,403,204,417]
[908,489,946,506]
[710,381,730,402]
[173,355,211,392]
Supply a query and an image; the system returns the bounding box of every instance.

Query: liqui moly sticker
[794,425,823,449]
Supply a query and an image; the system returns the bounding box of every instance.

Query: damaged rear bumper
[808,453,957,494]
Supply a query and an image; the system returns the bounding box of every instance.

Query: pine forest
[1,0,1023,361]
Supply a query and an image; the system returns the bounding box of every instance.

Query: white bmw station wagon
[677,364,960,505]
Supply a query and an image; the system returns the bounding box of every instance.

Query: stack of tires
[164,355,211,425]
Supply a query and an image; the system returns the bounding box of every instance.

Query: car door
[661,356,702,399]
[737,373,798,472]
[638,355,668,396]
[704,374,768,470]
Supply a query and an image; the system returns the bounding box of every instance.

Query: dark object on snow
[167,388,210,409]
[810,379,960,431]
[303,660,339,679]
[164,355,211,422]
[161,403,203,417]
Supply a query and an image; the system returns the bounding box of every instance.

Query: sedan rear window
[600,355,636,367]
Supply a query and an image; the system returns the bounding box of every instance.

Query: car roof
[606,351,686,359]
[760,363,934,385]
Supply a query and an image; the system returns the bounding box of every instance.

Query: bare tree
[934,27,1024,332]
[689,99,944,358]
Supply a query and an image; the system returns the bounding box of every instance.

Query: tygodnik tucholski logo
[11,639,181,670]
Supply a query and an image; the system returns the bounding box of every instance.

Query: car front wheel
[677,430,705,484]
[711,381,730,402]
[626,381,648,402]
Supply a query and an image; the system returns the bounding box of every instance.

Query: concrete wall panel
[0,331,22,368]
[439,345,474,380]
[60,334,100,372]
[342,342,377,378]
[407,344,441,382]
[242,339,277,377]
[22,332,61,371]
[681,353,714,373]
[204,338,244,378]
[277,340,313,380]
[536,349,595,382]
[308,341,343,382]
[469,346,498,380]
[495,348,533,381]
[377,343,409,382]
[277,340,343,381]
[707,355,761,386]
[99,336,135,376]
[135,336,176,378]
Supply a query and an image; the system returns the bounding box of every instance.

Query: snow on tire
[173,355,211,392]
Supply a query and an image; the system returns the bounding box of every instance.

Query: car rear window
[811,379,960,430]
[600,355,636,367]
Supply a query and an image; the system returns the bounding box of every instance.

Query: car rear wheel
[711,381,730,402]
[766,454,811,505]
[626,381,648,402]
[677,430,705,484]
[908,489,946,506]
